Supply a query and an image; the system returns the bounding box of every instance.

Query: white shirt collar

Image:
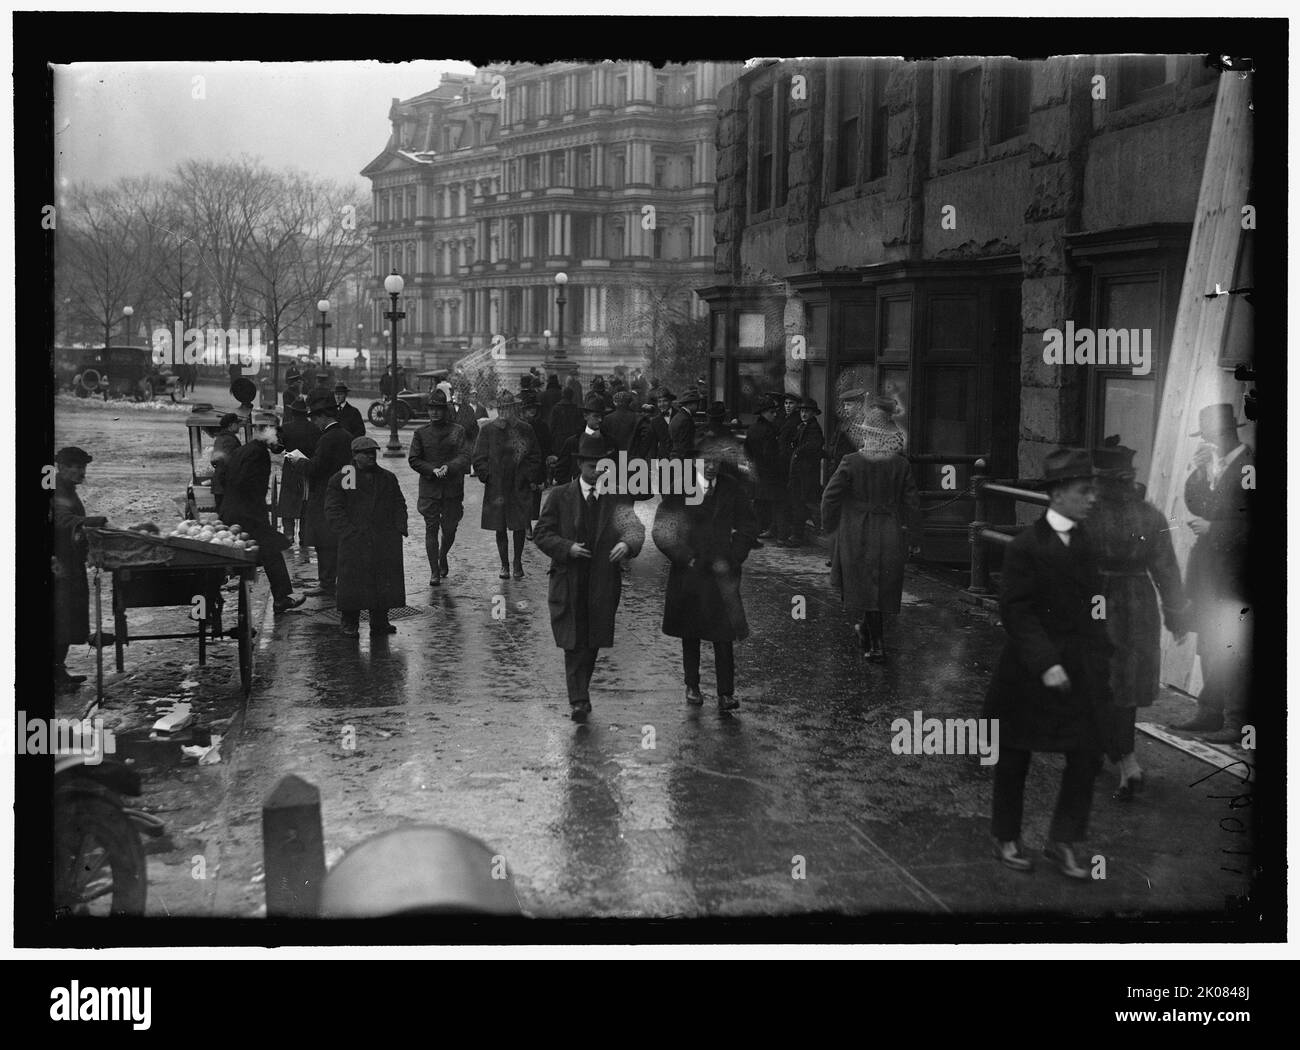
[1045,508,1076,533]
[584,426,600,436]
[579,477,598,500]
[1214,443,1247,478]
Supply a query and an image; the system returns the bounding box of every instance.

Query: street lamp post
[382,271,406,457]
[356,323,364,376]
[554,272,568,352]
[543,328,551,354]
[122,305,134,347]
[317,299,332,378]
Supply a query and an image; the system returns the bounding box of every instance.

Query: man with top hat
[653,438,760,712]
[744,394,786,538]
[473,388,543,580]
[278,396,317,563]
[51,446,109,690]
[221,421,308,615]
[334,381,366,439]
[982,448,1113,879]
[408,389,470,586]
[325,435,408,638]
[784,397,825,546]
[1176,403,1256,743]
[1088,436,1189,799]
[533,433,646,722]
[669,389,701,460]
[286,390,355,598]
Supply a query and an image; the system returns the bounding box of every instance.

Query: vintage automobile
[367,369,450,428]
[55,346,179,402]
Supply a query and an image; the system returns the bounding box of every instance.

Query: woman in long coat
[324,438,408,636]
[652,454,759,711]
[1088,440,1189,799]
[473,390,543,580]
[821,396,920,662]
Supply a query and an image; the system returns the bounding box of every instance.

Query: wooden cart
[85,529,261,702]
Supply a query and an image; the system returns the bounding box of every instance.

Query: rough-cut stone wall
[1017,56,1093,494]
[784,61,824,272]
[714,79,748,283]
[882,61,931,262]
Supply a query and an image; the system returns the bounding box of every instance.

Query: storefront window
[1101,376,1157,486]
[738,311,765,349]
[881,297,911,354]
[733,360,771,422]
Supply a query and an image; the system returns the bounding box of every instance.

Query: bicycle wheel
[53,786,147,917]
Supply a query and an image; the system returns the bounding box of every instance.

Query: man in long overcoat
[325,435,408,637]
[333,382,367,439]
[408,389,469,586]
[602,390,642,453]
[552,395,613,485]
[981,448,1112,880]
[289,392,355,598]
[547,386,585,483]
[533,434,645,721]
[51,446,108,689]
[647,390,673,461]
[652,448,759,711]
[210,414,242,515]
[221,424,307,614]
[743,396,786,538]
[520,391,551,533]
[473,389,543,580]
[821,399,920,662]
[452,388,481,449]
[1176,403,1255,743]
[278,396,317,560]
[668,390,700,460]
[784,398,824,545]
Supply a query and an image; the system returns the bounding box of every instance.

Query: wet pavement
[53,402,1259,922]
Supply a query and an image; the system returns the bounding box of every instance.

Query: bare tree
[57,183,150,348]
[606,277,710,392]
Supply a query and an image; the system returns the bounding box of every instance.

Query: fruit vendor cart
[85,527,261,702]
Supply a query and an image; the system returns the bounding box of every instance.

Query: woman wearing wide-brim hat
[820,394,920,662]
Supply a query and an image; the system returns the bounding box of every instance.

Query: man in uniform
[286,391,355,599]
[325,435,408,638]
[334,382,367,439]
[408,389,469,586]
[51,447,108,690]
[533,434,645,721]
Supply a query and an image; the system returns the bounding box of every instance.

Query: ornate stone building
[362,62,740,380]
[698,55,1244,558]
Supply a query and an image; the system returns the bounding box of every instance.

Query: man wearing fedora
[553,394,613,484]
[286,391,356,598]
[473,389,543,580]
[982,448,1113,879]
[783,397,825,546]
[744,395,786,538]
[668,390,700,461]
[1176,403,1256,742]
[408,389,470,586]
[829,388,868,476]
[533,433,646,722]
[333,382,367,439]
[325,435,408,638]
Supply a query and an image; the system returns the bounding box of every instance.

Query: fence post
[263,774,326,918]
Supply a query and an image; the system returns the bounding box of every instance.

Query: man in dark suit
[1176,403,1255,743]
[51,446,109,690]
[408,390,469,586]
[333,382,367,439]
[669,390,701,460]
[552,395,613,484]
[533,434,646,721]
[784,397,825,546]
[221,423,307,614]
[602,390,641,452]
[982,448,1112,880]
[286,392,355,598]
[210,414,242,515]
[648,390,673,461]
[744,395,785,538]
[277,396,318,562]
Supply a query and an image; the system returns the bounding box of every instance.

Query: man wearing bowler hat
[51,446,109,690]
[1175,403,1255,742]
[533,433,645,721]
[325,435,408,638]
[285,391,355,598]
[334,382,367,439]
[982,448,1112,879]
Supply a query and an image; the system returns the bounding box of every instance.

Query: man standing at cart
[51,446,108,691]
[221,424,307,615]
[210,413,242,516]
[287,391,354,599]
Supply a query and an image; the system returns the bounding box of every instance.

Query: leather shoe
[866,643,885,663]
[1173,712,1223,733]
[340,624,360,638]
[685,686,704,705]
[512,565,525,580]
[303,588,335,598]
[439,559,450,576]
[718,694,739,712]
[569,700,591,722]
[1043,841,1090,880]
[498,566,511,580]
[992,839,1033,872]
[429,575,441,587]
[1200,722,1246,745]
[370,622,397,634]
[273,595,307,613]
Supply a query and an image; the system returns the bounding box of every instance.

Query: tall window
[652,227,664,259]
[948,64,982,155]
[577,150,592,188]
[526,155,542,190]
[682,73,696,105]
[754,86,774,208]
[614,74,628,106]
[611,151,626,190]
[653,155,667,188]
[525,84,538,120]
[655,76,669,105]
[834,62,861,190]
[550,151,567,187]
[683,224,693,258]
[995,60,1031,142]
[868,62,891,180]
[577,74,591,111]
[685,154,695,185]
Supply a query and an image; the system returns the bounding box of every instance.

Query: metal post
[262,774,326,917]
[385,294,404,455]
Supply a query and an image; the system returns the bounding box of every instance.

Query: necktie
[585,489,597,546]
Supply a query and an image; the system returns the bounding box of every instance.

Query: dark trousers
[992,746,1100,844]
[316,538,339,592]
[754,498,773,534]
[340,608,391,631]
[421,499,462,571]
[683,638,735,696]
[281,517,296,545]
[1106,706,1137,762]
[260,547,293,603]
[564,647,599,705]
[54,642,70,669]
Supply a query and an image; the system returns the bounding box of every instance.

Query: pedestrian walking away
[220,423,307,614]
[981,448,1112,880]
[533,433,645,722]
[408,389,469,586]
[473,389,543,580]
[325,435,408,637]
[652,446,760,711]
[822,395,920,662]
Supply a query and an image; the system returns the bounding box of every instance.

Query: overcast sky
[53,60,478,192]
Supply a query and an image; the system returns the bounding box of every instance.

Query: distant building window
[683,224,693,258]
[551,151,566,187]
[754,86,774,209]
[653,227,664,259]
[867,62,891,179]
[611,151,626,190]
[656,76,669,106]
[949,64,982,155]
[682,74,696,105]
[653,155,667,188]
[577,75,591,111]
[526,156,542,190]
[995,60,1031,142]
[614,75,628,107]
[685,154,695,186]
[577,150,592,188]
[834,62,861,190]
